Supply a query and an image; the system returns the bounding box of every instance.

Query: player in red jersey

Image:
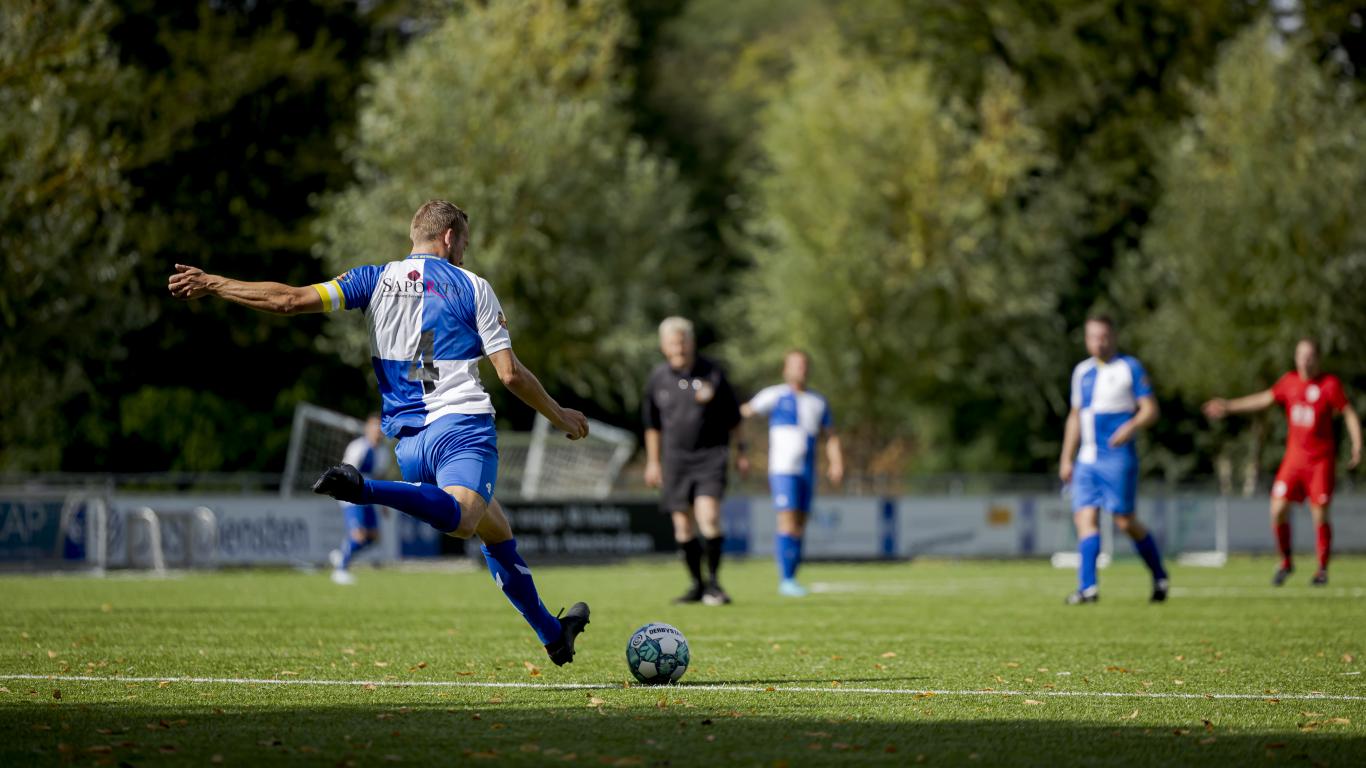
[1203,338,1361,586]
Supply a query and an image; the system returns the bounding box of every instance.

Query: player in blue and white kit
[741,350,844,597]
[1059,315,1168,604]
[328,414,390,585]
[168,200,592,666]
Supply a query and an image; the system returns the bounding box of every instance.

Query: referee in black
[643,316,744,605]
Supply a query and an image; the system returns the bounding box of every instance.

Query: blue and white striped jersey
[1069,355,1152,465]
[313,255,511,438]
[747,385,832,477]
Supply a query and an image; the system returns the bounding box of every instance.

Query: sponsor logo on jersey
[407,269,421,281]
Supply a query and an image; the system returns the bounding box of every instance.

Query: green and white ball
[626,622,689,684]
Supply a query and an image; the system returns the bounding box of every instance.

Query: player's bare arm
[643,428,663,488]
[167,264,323,315]
[486,348,588,440]
[1108,395,1159,448]
[825,429,845,487]
[1202,389,1275,420]
[1344,403,1362,470]
[1059,406,1081,483]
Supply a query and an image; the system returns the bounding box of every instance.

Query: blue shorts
[342,503,379,531]
[770,474,814,513]
[394,413,499,503]
[1071,460,1138,516]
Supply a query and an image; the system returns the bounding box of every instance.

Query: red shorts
[1272,457,1335,506]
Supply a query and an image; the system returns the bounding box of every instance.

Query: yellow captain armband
[312,279,343,312]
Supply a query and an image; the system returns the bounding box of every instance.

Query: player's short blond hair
[658,316,694,341]
[410,200,469,245]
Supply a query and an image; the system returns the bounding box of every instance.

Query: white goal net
[282,403,635,500]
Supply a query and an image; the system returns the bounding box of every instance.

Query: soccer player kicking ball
[1202,338,1361,587]
[1059,315,1169,604]
[741,350,844,597]
[168,200,592,667]
[329,414,390,585]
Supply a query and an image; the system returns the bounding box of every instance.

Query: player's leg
[475,496,588,664]
[1067,464,1102,604]
[1308,459,1334,585]
[1069,505,1101,604]
[1309,502,1331,585]
[314,432,464,535]
[694,494,731,605]
[771,474,802,594]
[1111,464,1168,600]
[330,503,365,585]
[1269,466,1299,586]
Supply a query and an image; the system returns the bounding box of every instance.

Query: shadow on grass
[3,698,1363,767]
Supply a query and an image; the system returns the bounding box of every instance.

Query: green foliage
[1119,21,1366,474]
[0,0,148,469]
[320,0,704,413]
[734,41,1079,469]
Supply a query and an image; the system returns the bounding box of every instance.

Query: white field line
[810,582,1366,599]
[3,674,1364,702]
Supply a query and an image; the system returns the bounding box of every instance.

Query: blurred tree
[319,0,705,420]
[0,0,148,470]
[733,41,1080,473]
[1119,20,1366,483]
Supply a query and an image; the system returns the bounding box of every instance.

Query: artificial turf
[2,555,1363,766]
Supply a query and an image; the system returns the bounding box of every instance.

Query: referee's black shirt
[642,356,741,452]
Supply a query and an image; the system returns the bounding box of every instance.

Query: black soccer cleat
[545,602,590,667]
[312,463,366,503]
[702,583,733,606]
[672,583,705,604]
[1310,569,1328,586]
[1065,590,1099,605]
[1150,578,1169,603]
[1271,565,1294,587]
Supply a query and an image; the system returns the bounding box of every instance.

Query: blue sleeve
[1126,357,1153,399]
[336,265,382,311]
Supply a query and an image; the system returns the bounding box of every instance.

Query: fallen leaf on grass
[85,746,113,754]
[210,754,223,764]
[1122,710,1139,720]
[374,661,389,668]
[1203,719,1214,732]
[52,689,61,700]
[363,684,377,691]
[524,661,541,677]
[1326,718,1351,725]
[880,652,897,659]
[1198,737,1216,745]
[588,697,606,708]
[1023,700,1043,706]
[1342,653,1355,664]
[159,745,178,754]
[279,670,299,677]
[47,650,58,659]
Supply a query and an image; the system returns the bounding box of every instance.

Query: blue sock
[1133,533,1167,581]
[481,539,562,646]
[339,536,371,569]
[362,480,460,533]
[1079,533,1101,593]
[795,534,804,567]
[776,534,800,581]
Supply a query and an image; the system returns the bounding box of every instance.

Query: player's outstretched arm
[168,264,323,315]
[1202,389,1274,420]
[486,348,588,440]
[1344,403,1362,470]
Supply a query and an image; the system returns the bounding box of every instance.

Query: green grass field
[3,556,1364,766]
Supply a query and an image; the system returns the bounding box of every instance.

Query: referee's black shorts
[660,446,728,514]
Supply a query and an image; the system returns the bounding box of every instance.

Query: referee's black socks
[680,537,705,587]
[704,535,725,586]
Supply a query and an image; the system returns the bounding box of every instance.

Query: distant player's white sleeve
[342,437,368,468]
[474,277,512,357]
[747,385,785,416]
[1070,364,1084,409]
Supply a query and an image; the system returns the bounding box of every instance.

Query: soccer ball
[626,622,689,685]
